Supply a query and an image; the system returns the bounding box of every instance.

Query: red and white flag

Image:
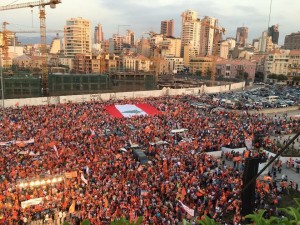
[179,200,194,217]
[105,104,160,118]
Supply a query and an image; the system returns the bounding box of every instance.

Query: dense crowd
[0,95,299,225]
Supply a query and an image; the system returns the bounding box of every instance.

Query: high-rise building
[199,16,218,56]
[259,31,274,52]
[268,24,279,45]
[64,17,92,58]
[94,24,104,44]
[161,19,174,37]
[124,29,135,46]
[284,32,300,50]
[236,27,248,47]
[180,9,201,57]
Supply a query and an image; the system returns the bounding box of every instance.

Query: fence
[2,82,245,108]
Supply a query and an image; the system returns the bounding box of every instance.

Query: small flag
[53,145,59,158]
[179,200,194,217]
[81,173,88,185]
[69,200,75,213]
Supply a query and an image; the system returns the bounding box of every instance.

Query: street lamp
[0,48,4,109]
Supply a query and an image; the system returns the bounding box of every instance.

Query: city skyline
[0,0,299,45]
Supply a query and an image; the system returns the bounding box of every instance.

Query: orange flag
[181,187,187,201]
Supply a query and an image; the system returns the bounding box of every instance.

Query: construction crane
[201,21,226,82]
[2,22,9,68]
[117,24,130,35]
[0,0,62,96]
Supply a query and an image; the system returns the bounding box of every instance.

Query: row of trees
[63,198,300,225]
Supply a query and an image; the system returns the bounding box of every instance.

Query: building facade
[180,9,201,57]
[288,50,300,77]
[94,24,104,44]
[122,55,150,72]
[215,59,256,81]
[160,37,181,58]
[236,27,248,47]
[264,49,290,76]
[199,16,218,56]
[268,24,279,45]
[165,57,184,74]
[284,32,300,50]
[189,56,212,75]
[161,19,174,37]
[64,17,92,58]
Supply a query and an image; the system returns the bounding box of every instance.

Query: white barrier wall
[2,82,246,107]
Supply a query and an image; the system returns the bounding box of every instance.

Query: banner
[179,200,194,217]
[105,104,160,118]
[0,138,34,147]
[65,171,77,179]
[21,198,43,209]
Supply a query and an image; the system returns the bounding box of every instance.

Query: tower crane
[201,21,226,82]
[0,0,62,96]
[2,22,9,68]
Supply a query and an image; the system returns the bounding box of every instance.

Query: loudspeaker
[241,157,260,216]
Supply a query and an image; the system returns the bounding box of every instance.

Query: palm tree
[245,209,279,225]
[278,198,300,225]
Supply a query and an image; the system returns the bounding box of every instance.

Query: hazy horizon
[1,0,299,45]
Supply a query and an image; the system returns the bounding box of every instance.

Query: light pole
[0,48,4,109]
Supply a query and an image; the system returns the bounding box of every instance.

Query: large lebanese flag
[105,104,160,118]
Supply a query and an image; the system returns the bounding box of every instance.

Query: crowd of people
[0,95,299,224]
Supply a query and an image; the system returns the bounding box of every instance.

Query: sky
[0,0,299,45]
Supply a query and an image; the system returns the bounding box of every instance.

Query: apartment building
[215,59,256,80]
[122,55,150,72]
[64,17,92,58]
[165,57,184,74]
[160,37,181,58]
[288,50,300,77]
[180,9,201,57]
[236,27,248,47]
[199,16,218,56]
[189,56,212,75]
[264,49,290,76]
[284,32,300,50]
[161,19,174,37]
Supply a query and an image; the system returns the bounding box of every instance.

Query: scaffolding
[48,74,110,96]
[0,76,41,99]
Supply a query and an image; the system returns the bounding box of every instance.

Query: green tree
[195,70,203,76]
[268,74,278,79]
[245,209,279,225]
[292,76,300,82]
[255,71,265,82]
[63,219,90,225]
[277,74,288,81]
[110,217,143,225]
[278,198,300,224]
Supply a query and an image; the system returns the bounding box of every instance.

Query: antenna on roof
[267,0,273,30]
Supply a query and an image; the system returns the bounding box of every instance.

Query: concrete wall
[248,106,299,114]
[2,82,245,108]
